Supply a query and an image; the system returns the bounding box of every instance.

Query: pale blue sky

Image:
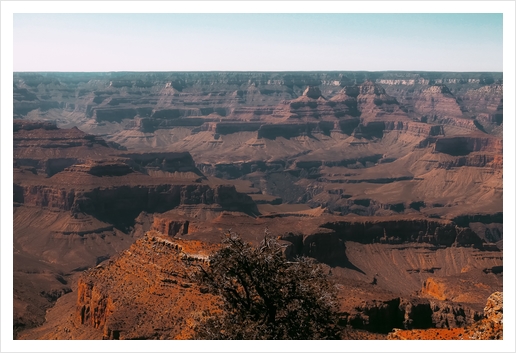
[14,13,503,72]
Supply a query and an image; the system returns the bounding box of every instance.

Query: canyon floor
[12,71,503,340]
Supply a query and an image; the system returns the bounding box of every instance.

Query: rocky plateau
[13,71,503,340]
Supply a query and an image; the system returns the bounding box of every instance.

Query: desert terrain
[12,71,503,339]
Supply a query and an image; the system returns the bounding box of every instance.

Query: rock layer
[13,71,503,339]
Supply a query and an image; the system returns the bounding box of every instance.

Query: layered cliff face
[22,74,499,213]
[74,232,221,340]
[16,206,502,340]
[13,71,502,339]
[13,120,114,176]
[413,85,464,119]
[18,210,502,339]
[18,232,221,340]
[387,291,503,340]
[13,121,257,218]
[433,136,502,156]
[12,122,259,333]
[14,72,501,140]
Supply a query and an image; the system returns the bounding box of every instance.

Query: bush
[191,231,341,340]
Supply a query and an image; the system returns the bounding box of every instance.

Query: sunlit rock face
[13,71,503,339]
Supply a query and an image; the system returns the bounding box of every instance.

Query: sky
[13,13,503,72]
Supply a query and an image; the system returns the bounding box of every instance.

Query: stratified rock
[386,292,503,340]
[484,292,503,324]
[13,71,504,339]
[433,136,503,156]
[303,85,323,99]
[152,217,189,236]
[466,292,503,340]
[413,84,463,119]
[74,231,221,340]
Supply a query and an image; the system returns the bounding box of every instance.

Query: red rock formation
[74,231,221,339]
[13,120,115,176]
[434,136,502,155]
[356,81,406,120]
[345,297,480,333]
[13,123,259,222]
[387,291,503,340]
[413,84,463,118]
[13,122,260,333]
[152,216,189,236]
[422,278,447,300]
[462,84,503,116]
[16,208,503,339]
[12,72,504,339]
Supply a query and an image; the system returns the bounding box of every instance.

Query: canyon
[12,71,503,339]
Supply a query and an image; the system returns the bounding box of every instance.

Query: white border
[2,1,515,352]
[0,1,514,14]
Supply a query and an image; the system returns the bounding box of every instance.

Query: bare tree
[191,231,341,340]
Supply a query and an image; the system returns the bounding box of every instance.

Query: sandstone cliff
[75,231,220,339]
[12,122,259,332]
[387,291,503,340]
[13,71,503,339]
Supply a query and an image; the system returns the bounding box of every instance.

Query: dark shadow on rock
[333,258,366,275]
